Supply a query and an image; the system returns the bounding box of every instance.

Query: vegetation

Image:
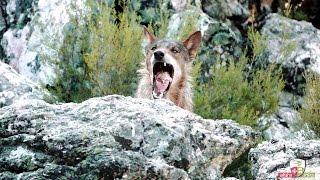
[84,1,143,97]
[44,2,92,102]
[282,0,309,21]
[176,14,197,41]
[300,73,320,137]
[193,27,284,128]
[283,0,293,18]
[46,1,144,102]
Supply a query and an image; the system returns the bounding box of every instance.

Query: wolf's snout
[154,51,164,61]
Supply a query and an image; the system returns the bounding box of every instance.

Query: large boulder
[0,61,50,108]
[249,140,320,179]
[0,94,256,179]
[261,13,320,95]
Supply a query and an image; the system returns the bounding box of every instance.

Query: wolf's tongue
[155,71,172,93]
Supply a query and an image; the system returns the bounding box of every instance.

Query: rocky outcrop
[261,13,320,95]
[255,13,320,142]
[1,0,87,85]
[249,139,320,180]
[0,61,50,108]
[0,95,256,179]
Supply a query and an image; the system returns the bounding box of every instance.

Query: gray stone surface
[0,0,36,62]
[0,61,50,108]
[0,95,256,179]
[249,140,320,180]
[201,0,249,20]
[261,13,320,95]
[1,0,87,85]
[258,106,316,141]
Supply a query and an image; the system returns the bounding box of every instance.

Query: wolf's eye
[171,48,180,53]
[151,46,157,51]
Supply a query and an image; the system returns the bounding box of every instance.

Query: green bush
[300,73,320,137]
[45,2,92,103]
[46,0,144,101]
[193,28,284,128]
[84,1,143,97]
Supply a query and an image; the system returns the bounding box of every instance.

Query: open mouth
[152,62,174,99]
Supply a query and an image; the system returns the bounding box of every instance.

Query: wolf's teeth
[164,63,166,67]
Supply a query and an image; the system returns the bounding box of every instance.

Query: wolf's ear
[183,31,202,59]
[143,26,156,44]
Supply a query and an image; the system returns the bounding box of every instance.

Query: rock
[0,94,256,179]
[249,139,320,180]
[278,92,304,108]
[0,61,50,108]
[222,177,239,180]
[201,0,249,20]
[261,13,320,95]
[171,0,188,12]
[258,107,316,141]
[1,0,87,85]
[166,8,243,82]
[0,0,36,62]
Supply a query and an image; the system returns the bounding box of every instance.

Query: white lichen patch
[8,146,35,162]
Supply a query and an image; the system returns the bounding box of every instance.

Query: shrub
[193,28,284,127]
[300,73,320,137]
[46,0,145,101]
[84,1,143,97]
[45,2,92,103]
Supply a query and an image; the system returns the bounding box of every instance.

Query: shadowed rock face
[0,61,256,179]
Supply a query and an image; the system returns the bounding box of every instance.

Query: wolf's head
[143,27,201,99]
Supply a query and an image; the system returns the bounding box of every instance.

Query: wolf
[136,27,201,111]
